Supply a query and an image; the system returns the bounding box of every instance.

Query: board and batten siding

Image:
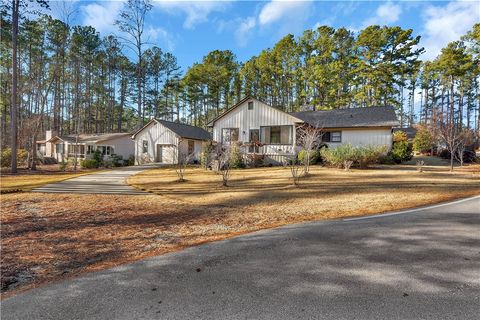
[326,128,393,150]
[212,99,301,162]
[134,121,179,164]
[213,99,300,143]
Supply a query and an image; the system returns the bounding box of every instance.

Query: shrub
[229,143,245,169]
[391,141,413,163]
[200,141,215,169]
[111,154,124,167]
[440,148,477,163]
[393,130,408,143]
[298,150,320,165]
[126,155,135,166]
[1,148,29,168]
[92,149,103,166]
[413,126,434,153]
[81,159,98,169]
[246,153,265,167]
[320,144,385,169]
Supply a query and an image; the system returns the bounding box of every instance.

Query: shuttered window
[260,126,293,145]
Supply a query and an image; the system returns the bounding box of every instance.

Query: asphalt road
[32,165,156,195]
[2,196,480,320]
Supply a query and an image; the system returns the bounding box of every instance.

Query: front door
[156,145,163,162]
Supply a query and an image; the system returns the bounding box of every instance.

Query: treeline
[1,0,479,156]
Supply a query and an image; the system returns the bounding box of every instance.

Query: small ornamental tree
[391,130,413,163]
[296,124,323,175]
[413,125,434,154]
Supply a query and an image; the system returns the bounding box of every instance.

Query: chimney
[46,130,52,141]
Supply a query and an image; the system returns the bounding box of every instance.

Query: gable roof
[132,119,211,140]
[157,120,211,140]
[289,106,399,129]
[206,96,303,127]
[45,133,131,144]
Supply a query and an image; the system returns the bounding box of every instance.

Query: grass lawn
[1,162,479,296]
[0,166,98,193]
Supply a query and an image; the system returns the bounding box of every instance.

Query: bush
[298,150,320,165]
[126,155,135,166]
[229,143,245,169]
[391,141,413,163]
[413,126,434,153]
[439,148,477,163]
[111,154,124,167]
[320,144,386,169]
[393,130,408,143]
[92,149,103,166]
[200,141,215,169]
[246,153,265,167]
[80,159,98,169]
[1,148,29,167]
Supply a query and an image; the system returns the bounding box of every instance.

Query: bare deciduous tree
[284,153,303,186]
[296,124,323,175]
[455,129,475,167]
[174,149,193,182]
[435,113,464,171]
[217,144,232,187]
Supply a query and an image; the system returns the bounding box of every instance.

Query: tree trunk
[10,0,19,173]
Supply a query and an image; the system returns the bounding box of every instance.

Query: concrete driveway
[2,196,479,319]
[32,165,156,195]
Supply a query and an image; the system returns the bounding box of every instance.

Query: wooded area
[1,0,479,172]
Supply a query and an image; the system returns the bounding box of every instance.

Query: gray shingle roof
[157,120,211,140]
[53,133,131,143]
[289,106,399,128]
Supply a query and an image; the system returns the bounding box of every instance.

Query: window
[331,132,342,142]
[86,145,94,154]
[249,129,260,153]
[68,144,85,156]
[55,143,63,154]
[188,140,194,155]
[260,126,293,145]
[97,146,114,156]
[142,140,148,153]
[321,131,341,143]
[222,128,239,144]
[248,101,254,110]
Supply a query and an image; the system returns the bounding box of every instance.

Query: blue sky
[48,1,480,71]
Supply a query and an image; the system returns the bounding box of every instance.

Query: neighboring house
[208,97,399,163]
[36,130,134,163]
[132,119,211,164]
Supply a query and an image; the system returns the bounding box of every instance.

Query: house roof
[45,133,131,144]
[157,120,211,140]
[289,106,399,129]
[393,127,417,140]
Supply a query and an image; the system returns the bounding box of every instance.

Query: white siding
[134,121,179,164]
[178,139,203,163]
[326,128,393,150]
[101,136,135,160]
[212,99,301,163]
[213,99,300,143]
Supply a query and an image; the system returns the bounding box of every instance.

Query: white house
[207,97,400,163]
[36,130,135,163]
[132,119,211,164]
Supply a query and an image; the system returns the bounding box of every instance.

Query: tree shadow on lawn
[3,208,479,319]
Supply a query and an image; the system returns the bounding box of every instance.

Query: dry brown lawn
[1,163,479,297]
[0,169,97,193]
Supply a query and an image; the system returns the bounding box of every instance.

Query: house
[132,119,211,164]
[207,97,399,163]
[36,130,135,163]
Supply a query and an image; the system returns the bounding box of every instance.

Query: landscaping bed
[1,164,479,297]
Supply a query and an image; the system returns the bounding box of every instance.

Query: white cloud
[146,26,175,51]
[259,0,312,26]
[153,0,229,29]
[81,1,125,35]
[235,16,256,47]
[363,1,402,27]
[421,0,479,60]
